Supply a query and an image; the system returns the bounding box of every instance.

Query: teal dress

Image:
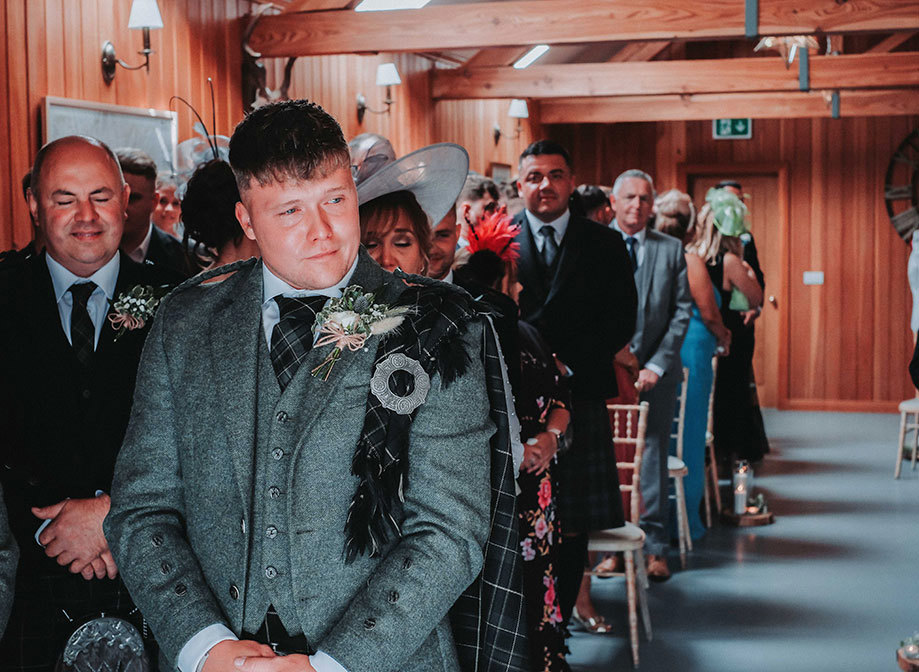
[672,260,722,540]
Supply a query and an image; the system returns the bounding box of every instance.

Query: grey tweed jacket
[104,252,494,671]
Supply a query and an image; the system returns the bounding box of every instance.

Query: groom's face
[236,165,360,290]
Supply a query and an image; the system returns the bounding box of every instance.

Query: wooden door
[686,171,786,408]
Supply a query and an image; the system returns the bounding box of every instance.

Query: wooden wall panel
[0,0,245,251]
[546,114,919,410]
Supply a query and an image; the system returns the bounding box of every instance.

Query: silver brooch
[370,353,431,415]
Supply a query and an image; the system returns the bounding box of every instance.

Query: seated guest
[655,189,731,540]
[152,173,183,239]
[457,174,501,245]
[115,148,195,278]
[359,190,431,274]
[0,135,175,668]
[456,210,572,672]
[576,184,614,226]
[181,159,259,272]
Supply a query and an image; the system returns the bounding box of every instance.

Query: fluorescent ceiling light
[355,0,432,10]
[513,45,550,69]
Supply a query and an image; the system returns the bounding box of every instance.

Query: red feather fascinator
[466,205,521,265]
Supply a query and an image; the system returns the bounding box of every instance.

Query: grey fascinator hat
[349,133,470,227]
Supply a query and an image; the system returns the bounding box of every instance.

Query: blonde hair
[654,189,695,242]
[686,202,742,263]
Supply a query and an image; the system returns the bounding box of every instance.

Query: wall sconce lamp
[493,99,529,145]
[356,63,402,124]
[101,0,164,84]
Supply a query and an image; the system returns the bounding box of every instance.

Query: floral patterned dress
[516,321,571,672]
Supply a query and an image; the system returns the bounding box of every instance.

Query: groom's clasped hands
[203,640,317,672]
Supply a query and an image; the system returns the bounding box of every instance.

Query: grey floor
[566,410,919,672]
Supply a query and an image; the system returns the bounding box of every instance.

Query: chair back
[706,357,718,445]
[607,401,650,524]
[669,366,690,459]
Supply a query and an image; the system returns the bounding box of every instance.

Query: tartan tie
[69,282,97,367]
[269,295,329,391]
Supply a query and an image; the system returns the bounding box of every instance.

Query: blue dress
[672,260,722,540]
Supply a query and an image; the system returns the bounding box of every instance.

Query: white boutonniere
[107,285,164,341]
[311,285,410,380]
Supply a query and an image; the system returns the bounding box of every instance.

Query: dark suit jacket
[514,212,638,399]
[0,251,175,581]
[147,225,195,278]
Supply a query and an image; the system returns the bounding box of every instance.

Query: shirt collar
[524,208,571,240]
[46,251,120,303]
[261,254,360,305]
[128,223,154,264]
[442,269,454,285]
[611,220,647,245]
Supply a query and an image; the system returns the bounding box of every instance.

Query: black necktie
[625,236,638,273]
[540,225,559,272]
[69,282,97,367]
[269,295,329,391]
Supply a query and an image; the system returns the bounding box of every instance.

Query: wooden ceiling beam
[867,31,917,52]
[464,47,532,68]
[609,41,671,62]
[248,0,919,57]
[540,89,919,123]
[432,52,919,99]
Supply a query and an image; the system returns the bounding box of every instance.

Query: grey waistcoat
[242,333,306,635]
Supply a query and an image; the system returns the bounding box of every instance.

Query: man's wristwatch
[547,427,565,452]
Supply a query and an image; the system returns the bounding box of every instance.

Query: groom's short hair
[229,99,350,193]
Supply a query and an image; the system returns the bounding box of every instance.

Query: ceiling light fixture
[513,45,550,70]
[354,0,432,11]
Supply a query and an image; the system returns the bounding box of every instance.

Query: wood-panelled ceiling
[246,0,919,122]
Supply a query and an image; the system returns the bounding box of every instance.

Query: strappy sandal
[571,607,613,634]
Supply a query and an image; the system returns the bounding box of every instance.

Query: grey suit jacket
[0,484,17,638]
[629,228,692,380]
[105,252,494,671]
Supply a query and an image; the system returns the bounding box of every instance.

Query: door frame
[677,161,791,408]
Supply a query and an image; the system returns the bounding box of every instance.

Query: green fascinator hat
[705,187,748,237]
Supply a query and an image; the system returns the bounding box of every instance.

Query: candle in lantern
[732,460,751,515]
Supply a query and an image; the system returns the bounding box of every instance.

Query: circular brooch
[370,353,431,415]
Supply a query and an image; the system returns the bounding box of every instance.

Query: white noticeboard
[43,97,178,174]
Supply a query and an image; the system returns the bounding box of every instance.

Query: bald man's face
[29,141,127,277]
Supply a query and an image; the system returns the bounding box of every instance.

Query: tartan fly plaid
[69,282,96,367]
[269,295,329,391]
[348,273,530,672]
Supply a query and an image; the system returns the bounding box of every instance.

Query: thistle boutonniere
[310,285,410,381]
[107,285,165,340]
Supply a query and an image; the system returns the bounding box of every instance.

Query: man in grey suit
[105,101,496,672]
[611,169,692,581]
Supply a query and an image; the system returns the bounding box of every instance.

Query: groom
[105,101,501,672]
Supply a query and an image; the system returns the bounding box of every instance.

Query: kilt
[553,394,625,534]
[0,573,156,672]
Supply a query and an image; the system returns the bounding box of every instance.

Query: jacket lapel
[210,261,264,505]
[636,230,658,315]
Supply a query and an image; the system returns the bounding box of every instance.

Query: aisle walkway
[567,410,919,672]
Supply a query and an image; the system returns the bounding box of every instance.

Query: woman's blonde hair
[653,189,695,242]
[686,202,742,263]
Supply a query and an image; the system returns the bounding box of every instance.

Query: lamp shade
[128,0,163,29]
[376,63,402,87]
[508,99,529,119]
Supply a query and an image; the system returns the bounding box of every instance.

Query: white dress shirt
[610,223,663,377]
[524,209,570,253]
[45,252,120,348]
[178,257,360,672]
[127,223,154,264]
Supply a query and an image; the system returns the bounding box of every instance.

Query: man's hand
[202,641,277,672]
[233,653,317,672]
[521,433,557,475]
[634,368,660,393]
[615,347,640,382]
[32,496,114,577]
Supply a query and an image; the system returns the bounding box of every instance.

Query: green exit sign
[713,118,753,140]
